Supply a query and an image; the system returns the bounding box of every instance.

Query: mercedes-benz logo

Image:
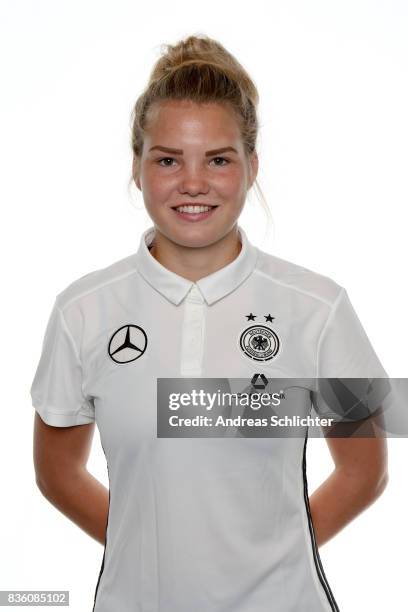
[108,324,148,364]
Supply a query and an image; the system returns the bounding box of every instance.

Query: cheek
[216,168,247,198]
[142,166,173,201]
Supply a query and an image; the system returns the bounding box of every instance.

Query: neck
[148,226,242,282]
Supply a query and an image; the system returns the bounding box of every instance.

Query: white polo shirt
[30,224,388,612]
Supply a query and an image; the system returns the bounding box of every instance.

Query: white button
[188,284,204,303]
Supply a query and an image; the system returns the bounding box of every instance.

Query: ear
[132,155,141,191]
[248,150,259,188]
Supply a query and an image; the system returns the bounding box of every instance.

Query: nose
[178,164,210,196]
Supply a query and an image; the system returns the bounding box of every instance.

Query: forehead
[144,99,242,146]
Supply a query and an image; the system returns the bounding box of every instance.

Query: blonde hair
[128,33,272,227]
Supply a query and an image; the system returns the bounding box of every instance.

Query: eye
[157,157,176,167]
[211,157,229,166]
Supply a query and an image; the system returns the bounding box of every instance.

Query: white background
[1,0,407,610]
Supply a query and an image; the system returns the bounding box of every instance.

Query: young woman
[31,34,389,612]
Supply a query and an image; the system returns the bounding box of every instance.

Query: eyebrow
[148,145,238,156]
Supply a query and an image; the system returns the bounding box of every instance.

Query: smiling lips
[172,204,219,221]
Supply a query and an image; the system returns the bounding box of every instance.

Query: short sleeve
[30,299,95,427]
[312,288,391,423]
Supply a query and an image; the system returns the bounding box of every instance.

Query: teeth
[175,205,213,214]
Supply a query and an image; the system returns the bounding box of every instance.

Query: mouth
[171,204,219,222]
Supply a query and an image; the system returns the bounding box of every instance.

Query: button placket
[180,284,206,376]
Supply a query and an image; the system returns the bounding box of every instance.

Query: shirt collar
[134,224,259,306]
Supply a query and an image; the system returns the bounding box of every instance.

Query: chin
[156,221,224,249]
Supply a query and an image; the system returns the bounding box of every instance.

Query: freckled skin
[132,99,259,281]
